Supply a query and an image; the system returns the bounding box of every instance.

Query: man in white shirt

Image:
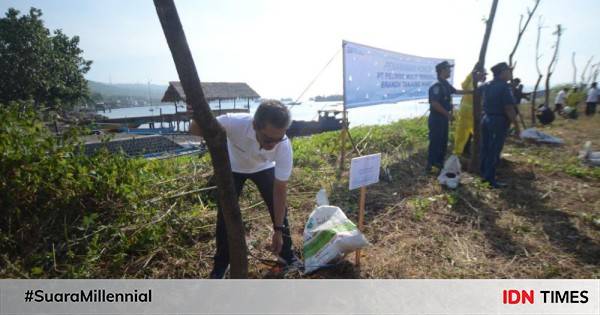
[586,82,599,116]
[189,100,296,278]
[554,87,568,114]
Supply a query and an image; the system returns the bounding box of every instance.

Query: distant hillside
[88,81,168,101]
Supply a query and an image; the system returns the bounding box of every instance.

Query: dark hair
[254,100,291,130]
[513,78,521,83]
[592,82,598,88]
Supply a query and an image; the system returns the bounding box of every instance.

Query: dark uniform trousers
[586,102,597,116]
[214,167,294,268]
[479,77,516,186]
[427,113,449,169]
[427,78,455,170]
[480,114,509,185]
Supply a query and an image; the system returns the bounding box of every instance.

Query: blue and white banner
[343,40,453,108]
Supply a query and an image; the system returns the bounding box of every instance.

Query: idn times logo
[502,289,589,304]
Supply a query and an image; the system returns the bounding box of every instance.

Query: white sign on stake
[349,153,381,190]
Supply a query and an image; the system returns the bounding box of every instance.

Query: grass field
[2,103,598,279]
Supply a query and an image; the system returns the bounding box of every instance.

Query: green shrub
[0,103,154,277]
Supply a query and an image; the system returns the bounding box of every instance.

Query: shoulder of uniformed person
[478,81,491,92]
[429,82,442,95]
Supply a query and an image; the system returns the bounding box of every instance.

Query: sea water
[97,97,463,129]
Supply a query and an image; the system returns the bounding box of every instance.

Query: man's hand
[514,126,522,139]
[186,104,203,136]
[270,231,283,255]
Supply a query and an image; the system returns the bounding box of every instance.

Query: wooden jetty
[97,81,260,131]
[97,109,249,130]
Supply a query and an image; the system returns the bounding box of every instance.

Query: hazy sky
[2,0,599,99]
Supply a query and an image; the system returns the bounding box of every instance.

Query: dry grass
[247,115,598,279]
[126,112,600,279]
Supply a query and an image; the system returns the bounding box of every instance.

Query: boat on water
[287,108,344,138]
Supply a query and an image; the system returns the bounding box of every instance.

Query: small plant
[411,197,432,221]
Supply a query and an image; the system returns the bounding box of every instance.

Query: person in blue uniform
[427,61,470,173]
[480,62,521,188]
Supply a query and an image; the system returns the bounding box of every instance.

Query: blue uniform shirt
[482,78,516,116]
[429,79,456,119]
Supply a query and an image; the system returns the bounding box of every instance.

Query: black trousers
[214,167,294,267]
[586,102,597,116]
[427,114,449,170]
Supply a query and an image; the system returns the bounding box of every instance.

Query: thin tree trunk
[508,0,541,69]
[530,74,543,125]
[586,63,599,86]
[580,56,593,86]
[571,52,577,86]
[531,16,544,126]
[470,0,499,173]
[543,25,562,109]
[153,0,248,278]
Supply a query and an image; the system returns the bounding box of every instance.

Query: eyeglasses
[257,130,287,145]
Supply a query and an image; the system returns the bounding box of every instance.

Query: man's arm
[270,179,287,254]
[431,100,452,119]
[189,119,203,137]
[186,104,204,137]
[504,104,521,136]
[188,107,229,137]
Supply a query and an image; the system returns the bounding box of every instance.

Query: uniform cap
[435,61,454,72]
[491,62,511,76]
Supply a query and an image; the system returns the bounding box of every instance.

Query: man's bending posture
[189,100,296,278]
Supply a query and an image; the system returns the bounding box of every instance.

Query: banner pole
[339,41,348,177]
[355,186,366,268]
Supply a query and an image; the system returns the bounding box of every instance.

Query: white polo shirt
[586,87,599,103]
[555,90,566,104]
[217,113,293,181]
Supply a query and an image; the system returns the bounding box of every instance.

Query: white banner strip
[1,280,598,314]
[343,40,454,109]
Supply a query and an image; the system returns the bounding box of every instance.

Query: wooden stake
[355,186,366,267]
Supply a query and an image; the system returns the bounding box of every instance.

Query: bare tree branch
[508,0,541,69]
[571,52,577,86]
[543,24,563,109]
[580,56,594,86]
[586,63,600,85]
[530,16,544,125]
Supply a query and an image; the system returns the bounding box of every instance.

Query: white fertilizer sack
[438,155,461,189]
[303,205,369,274]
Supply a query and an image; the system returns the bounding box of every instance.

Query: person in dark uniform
[510,78,530,104]
[426,61,470,173]
[480,62,521,188]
